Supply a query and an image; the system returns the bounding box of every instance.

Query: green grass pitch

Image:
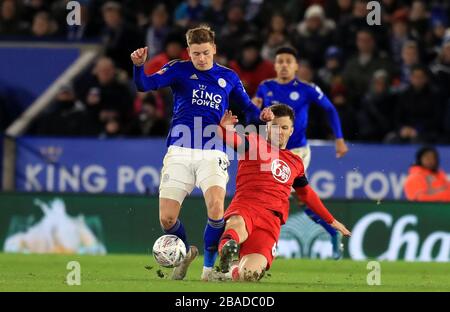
[0,253,448,292]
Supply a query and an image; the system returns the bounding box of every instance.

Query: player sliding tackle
[131,25,274,281]
[212,104,351,282]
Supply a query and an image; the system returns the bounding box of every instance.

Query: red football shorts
[224,204,281,269]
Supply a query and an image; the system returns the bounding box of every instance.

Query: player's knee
[160,215,177,230]
[206,198,224,219]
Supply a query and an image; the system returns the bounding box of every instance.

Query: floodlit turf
[0,253,448,292]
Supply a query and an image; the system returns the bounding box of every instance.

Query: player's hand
[260,107,274,122]
[335,138,348,158]
[220,110,239,128]
[330,219,351,237]
[130,47,148,66]
[252,97,263,109]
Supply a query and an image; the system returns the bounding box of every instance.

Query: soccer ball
[152,235,186,268]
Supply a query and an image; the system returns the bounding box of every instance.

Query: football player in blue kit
[131,25,274,280]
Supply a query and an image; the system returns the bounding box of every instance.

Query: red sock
[231,266,240,281]
[218,229,240,255]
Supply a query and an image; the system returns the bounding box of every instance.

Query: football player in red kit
[215,104,351,282]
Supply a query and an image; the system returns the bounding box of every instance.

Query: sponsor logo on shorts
[271,159,291,183]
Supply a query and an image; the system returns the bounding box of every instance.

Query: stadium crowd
[0,0,450,144]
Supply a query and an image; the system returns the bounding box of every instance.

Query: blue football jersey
[256,78,343,149]
[134,60,260,150]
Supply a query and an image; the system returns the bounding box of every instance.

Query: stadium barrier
[0,192,448,262]
[6,137,450,199]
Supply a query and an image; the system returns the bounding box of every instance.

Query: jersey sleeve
[308,84,344,139]
[133,60,180,92]
[230,74,261,124]
[255,83,270,109]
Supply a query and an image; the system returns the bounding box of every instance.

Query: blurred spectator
[336,0,371,56]
[229,38,276,97]
[317,46,344,94]
[261,13,291,62]
[30,11,58,38]
[203,0,227,33]
[22,0,49,25]
[174,0,204,29]
[76,57,134,122]
[126,93,169,137]
[98,108,123,138]
[386,65,441,144]
[328,83,358,140]
[0,0,27,36]
[389,9,412,65]
[325,0,353,25]
[220,4,257,60]
[430,37,450,100]
[101,1,144,76]
[357,69,396,141]
[144,33,189,75]
[145,3,170,60]
[408,1,430,42]
[396,40,420,89]
[342,29,392,108]
[34,84,96,136]
[294,4,336,69]
[404,146,450,202]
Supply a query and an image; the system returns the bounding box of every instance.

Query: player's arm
[230,76,274,124]
[293,176,351,236]
[131,47,177,91]
[217,110,250,152]
[252,84,268,109]
[310,85,348,158]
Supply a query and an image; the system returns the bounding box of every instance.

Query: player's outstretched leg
[201,217,225,280]
[303,207,343,259]
[219,239,239,273]
[172,245,199,280]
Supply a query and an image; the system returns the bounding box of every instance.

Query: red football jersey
[229,132,305,224]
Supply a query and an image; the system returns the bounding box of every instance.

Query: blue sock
[203,217,225,268]
[304,208,337,237]
[163,219,189,250]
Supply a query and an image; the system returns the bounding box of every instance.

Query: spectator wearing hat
[404,146,450,202]
[294,4,336,69]
[229,38,276,97]
[317,46,344,95]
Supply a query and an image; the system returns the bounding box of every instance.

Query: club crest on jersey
[156,67,168,75]
[289,91,300,101]
[271,159,291,183]
[218,78,227,88]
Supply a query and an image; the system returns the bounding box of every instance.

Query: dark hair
[269,104,295,123]
[275,46,298,59]
[185,24,215,45]
[415,146,439,172]
[411,64,430,77]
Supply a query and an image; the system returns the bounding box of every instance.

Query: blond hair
[185,24,215,46]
